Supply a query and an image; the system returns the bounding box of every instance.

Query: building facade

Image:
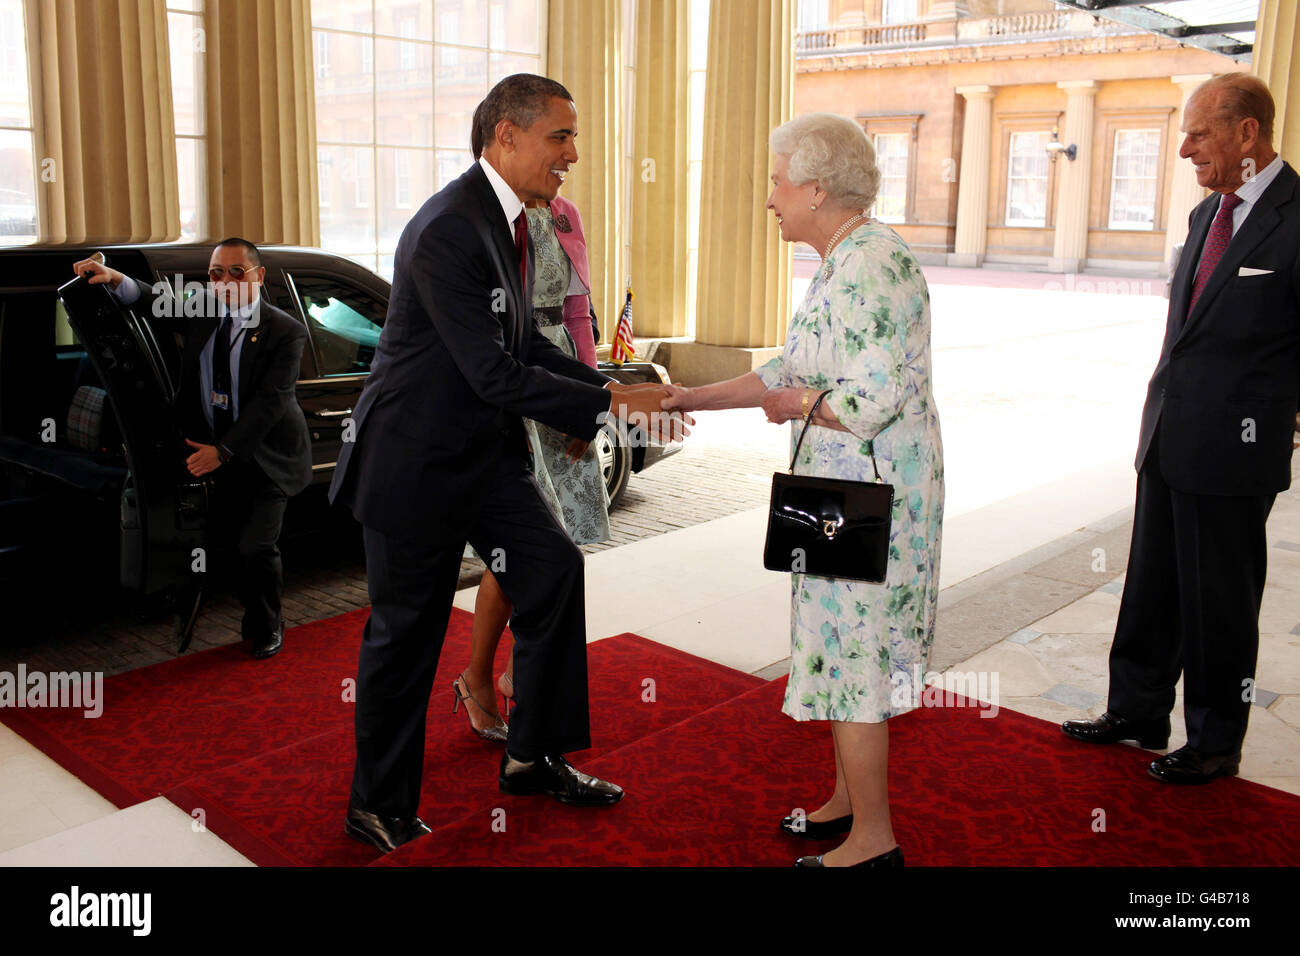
[795,0,1242,274]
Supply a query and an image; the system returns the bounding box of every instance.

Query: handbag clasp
[822,518,840,540]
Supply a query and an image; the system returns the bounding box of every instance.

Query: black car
[0,243,676,599]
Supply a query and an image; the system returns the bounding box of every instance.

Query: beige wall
[797,42,1238,268]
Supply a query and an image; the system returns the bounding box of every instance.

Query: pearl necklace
[822,212,864,260]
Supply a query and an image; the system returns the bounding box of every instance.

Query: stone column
[205,0,319,245]
[1254,0,1299,156]
[27,0,180,243]
[693,0,794,349]
[549,0,626,334]
[948,85,994,268]
[1049,80,1097,274]
[1164,74,1212,273]
[628,0,689,339]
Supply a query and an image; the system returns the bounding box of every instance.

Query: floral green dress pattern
[522,205,610,545]
[755,220,944,723]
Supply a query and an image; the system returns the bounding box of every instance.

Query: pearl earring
[810,203,817,211]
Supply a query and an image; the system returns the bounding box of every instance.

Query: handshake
[604,382,695,444]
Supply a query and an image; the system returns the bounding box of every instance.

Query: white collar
[1230,153,1284,208]
[217,292,260,324]
[478,155,524,230]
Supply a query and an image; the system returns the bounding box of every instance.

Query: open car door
[56,272,206,643]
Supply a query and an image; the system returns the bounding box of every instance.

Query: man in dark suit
[74,239,313,659]
[329,74,686,852]
[1063,74,1300,783]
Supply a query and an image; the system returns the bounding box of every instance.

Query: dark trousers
[350,457,591,817]
[210,458,288,641]
[1108,433,1274,755]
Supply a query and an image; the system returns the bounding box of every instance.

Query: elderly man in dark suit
[74,239,313,660]
[329,73,687,852]
[1063,74,1300,783]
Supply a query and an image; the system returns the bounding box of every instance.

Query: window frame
[859,113,921,225]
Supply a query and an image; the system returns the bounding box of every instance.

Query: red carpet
[4,607,1300,866]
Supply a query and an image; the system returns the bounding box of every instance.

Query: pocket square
[1239,267,1274,276]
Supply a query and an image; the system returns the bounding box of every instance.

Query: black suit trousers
[350,451,591,817]
[209,458,288,641]
[1108,432,1274,754]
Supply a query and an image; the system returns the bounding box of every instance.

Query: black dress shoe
[498,753,624,807]
[795,846,904,868]
[250,627,283,660]
[344,805,432,853]
[1061,711,1169,749]
[1148,745,1240,785]
[780,813,853,839]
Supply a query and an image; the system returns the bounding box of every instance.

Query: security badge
[210,389,231,410]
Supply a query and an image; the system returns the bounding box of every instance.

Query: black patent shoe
[795,846,904,868]
[251,627,283,660]
[1148,745,1240,785]
[1061,711,1169,749]
[780,813,853,839]
[498,753,624,807]
[344,805,433,853]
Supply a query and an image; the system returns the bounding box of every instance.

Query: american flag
[611,285,635,364]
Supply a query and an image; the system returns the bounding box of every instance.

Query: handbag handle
[787,388,889,483]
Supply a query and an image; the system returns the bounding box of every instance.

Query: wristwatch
[217,444,233,464]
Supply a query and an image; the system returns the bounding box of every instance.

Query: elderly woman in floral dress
[664,113,943,868]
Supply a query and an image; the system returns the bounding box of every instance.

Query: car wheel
[593,423,631,510]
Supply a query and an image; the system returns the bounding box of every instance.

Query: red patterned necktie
[1188,192,1243,314]
[513,210,530,300]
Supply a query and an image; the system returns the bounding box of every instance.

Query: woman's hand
[565,437,590,462]
[761,387,806,425]
[660,383,696,412]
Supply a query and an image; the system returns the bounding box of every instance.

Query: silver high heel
[453,672,508,743]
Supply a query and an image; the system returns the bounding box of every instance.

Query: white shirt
[1223,152,1284,235]
[478,155,524,231]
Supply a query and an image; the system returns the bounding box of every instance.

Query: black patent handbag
[763,390,895,583]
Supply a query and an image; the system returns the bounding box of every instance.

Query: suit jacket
[329,161,612,536]
[1136,160,1300,496]
[135,280,313,497]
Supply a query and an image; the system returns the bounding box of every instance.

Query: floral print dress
[521,205,610,545]
[755,219,944,723]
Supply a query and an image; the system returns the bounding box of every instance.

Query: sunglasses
[208,264,260,280]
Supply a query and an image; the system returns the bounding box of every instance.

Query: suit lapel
[236,299,265,408]
[1179,163,1298,340]
[467,162,528,356]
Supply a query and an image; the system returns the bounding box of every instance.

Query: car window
[290,273,384,376]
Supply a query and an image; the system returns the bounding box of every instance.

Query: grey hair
[769,113,879,212]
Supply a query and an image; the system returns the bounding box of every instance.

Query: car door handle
[317,408,353,418]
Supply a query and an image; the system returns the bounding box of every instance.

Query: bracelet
[801,390,810,420]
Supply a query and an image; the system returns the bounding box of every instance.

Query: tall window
[882,0,916,23]
[313,0,543,279]
[169,2,206,242]
[1005,131,1051,227]
[0,0,36,246]
[1109,128,1160,231]
[872,132,908,223]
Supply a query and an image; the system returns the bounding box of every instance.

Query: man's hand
[607,387,693,443]
[184,438,223,476]
[761,387,805,425]
[72,257,126,289]
[566,437,590,462]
